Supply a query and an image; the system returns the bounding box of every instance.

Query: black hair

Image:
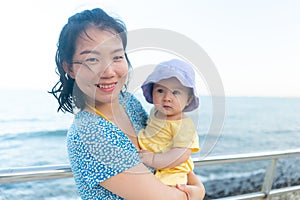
[49,8,132,113]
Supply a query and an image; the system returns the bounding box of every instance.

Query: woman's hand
[176,184,205,200]
[176,171,205,200]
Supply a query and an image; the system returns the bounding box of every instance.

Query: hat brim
[141,77,199,112]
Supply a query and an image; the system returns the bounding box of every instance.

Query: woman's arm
[139,148,192,169]
[100,163,190,200]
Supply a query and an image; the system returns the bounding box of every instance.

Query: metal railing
[194,149,300,200]
[1,148,300,200]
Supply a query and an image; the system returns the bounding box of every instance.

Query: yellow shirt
[138,108,199,185]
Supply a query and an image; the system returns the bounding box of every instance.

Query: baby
[138,59,200,186]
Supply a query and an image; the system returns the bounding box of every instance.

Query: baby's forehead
[154,77,188,90]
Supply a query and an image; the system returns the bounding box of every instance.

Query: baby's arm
[139,148,192,169]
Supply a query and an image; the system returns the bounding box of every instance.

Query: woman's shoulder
[119,91,139,103]
[120,92,148,130]
[74,110,99,124]
[119,92,144,109]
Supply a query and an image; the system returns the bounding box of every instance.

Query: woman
[50,8,205,200]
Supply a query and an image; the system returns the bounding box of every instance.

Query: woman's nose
[100,61,115,78]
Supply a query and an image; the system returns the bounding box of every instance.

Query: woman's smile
[95,82,117,92]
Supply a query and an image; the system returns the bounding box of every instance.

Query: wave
[0,118,42,123]
[197,168,265,182]
[1,129,68,141]
[262,129,300,135]
[0,117,72,136]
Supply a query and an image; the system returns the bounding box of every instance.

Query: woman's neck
[85,99,121,120]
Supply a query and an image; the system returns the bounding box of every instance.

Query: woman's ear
[62,61,75,79]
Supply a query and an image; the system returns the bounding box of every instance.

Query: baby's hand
[138,150,155,167]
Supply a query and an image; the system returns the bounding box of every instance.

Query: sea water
[0,89,299,199]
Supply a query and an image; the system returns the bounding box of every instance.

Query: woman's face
[67,27,128,106]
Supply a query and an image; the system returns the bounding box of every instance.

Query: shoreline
[201,171,300,199]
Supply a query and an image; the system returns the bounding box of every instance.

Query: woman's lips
[95,82,117,92]
[95,83,116,89]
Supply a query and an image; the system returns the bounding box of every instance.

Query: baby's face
[152,77,192,120]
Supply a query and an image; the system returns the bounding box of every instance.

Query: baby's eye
[157,89,164,93]
[172,90,181,95]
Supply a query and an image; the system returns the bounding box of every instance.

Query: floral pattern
[67,93,148,199]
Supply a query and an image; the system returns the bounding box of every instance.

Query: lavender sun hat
[141,59,199,112]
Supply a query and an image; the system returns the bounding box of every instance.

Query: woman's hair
[49,8,132,113]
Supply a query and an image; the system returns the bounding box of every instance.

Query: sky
[0,0,299,97]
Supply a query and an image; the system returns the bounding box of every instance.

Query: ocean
[0,89,299,199]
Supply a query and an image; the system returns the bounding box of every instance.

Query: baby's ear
[187,95,194,106]
[62,61,75,79]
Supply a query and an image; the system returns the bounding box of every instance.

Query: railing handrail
[193,148,300,166]
[1,148,300,200]
[0,164,72,184]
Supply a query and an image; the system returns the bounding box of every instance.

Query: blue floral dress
[67,92,148,199]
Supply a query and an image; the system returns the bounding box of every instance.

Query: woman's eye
[86,58,99,65]
[113,55,124,61]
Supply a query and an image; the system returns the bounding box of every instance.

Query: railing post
[261,159,278,199]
